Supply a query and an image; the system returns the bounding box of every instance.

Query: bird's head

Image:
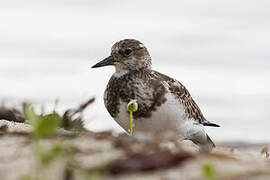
[92,39,152,71]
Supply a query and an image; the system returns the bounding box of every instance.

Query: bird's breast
[114,92,190,136]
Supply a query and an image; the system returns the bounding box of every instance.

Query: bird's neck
[113,68,151,79]
[115,63,151,73]
[113,69,130,78]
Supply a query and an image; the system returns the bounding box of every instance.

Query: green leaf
[35,113,61,137]
[23,104,62,137]
[23,103,40,127]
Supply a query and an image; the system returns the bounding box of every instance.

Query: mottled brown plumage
[92,39,220,151]
[152,71,208,124]
[104,69,209,125]
[104,69,168,119]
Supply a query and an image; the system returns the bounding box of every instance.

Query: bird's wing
[131,71,168,119]
[152,70,219,126]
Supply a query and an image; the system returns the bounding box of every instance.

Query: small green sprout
[126,99,138,136]
[23,103,61,138]
[20,175,33,180]
[37,144,67,166]
[202,162,217,180]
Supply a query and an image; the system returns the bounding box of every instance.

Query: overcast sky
[0,0,270,69]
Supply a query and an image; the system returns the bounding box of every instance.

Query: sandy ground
[0,120,269,180]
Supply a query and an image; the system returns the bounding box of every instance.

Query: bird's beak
[91,56,115,68]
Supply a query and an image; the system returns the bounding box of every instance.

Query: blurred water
[0,0,270,142]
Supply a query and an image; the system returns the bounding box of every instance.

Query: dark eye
[123,48,132,56]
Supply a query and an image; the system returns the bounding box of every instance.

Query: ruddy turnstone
[92,39,220,151]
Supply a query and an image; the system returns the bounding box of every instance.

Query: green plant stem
[129,111,133,136]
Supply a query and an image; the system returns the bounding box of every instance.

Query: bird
[92,39,220,151]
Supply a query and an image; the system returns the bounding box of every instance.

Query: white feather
[114,92,206,140]
[112,70,129,78]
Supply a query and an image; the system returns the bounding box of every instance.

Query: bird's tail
[203,121,220,127]
[206,134,216,149]
[191,133,216,153]
[198,134,216,153]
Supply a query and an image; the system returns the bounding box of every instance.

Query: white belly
[114,92,202,139]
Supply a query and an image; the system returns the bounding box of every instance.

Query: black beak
[92,56,115,68]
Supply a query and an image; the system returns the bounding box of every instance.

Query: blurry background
[0,0,269,142]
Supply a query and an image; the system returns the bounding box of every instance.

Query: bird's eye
[123,48,132,56]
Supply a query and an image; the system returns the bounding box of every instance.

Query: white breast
[112,70,129,78]
[114,92,199,139]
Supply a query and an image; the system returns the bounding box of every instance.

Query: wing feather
[152,70,211,124]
